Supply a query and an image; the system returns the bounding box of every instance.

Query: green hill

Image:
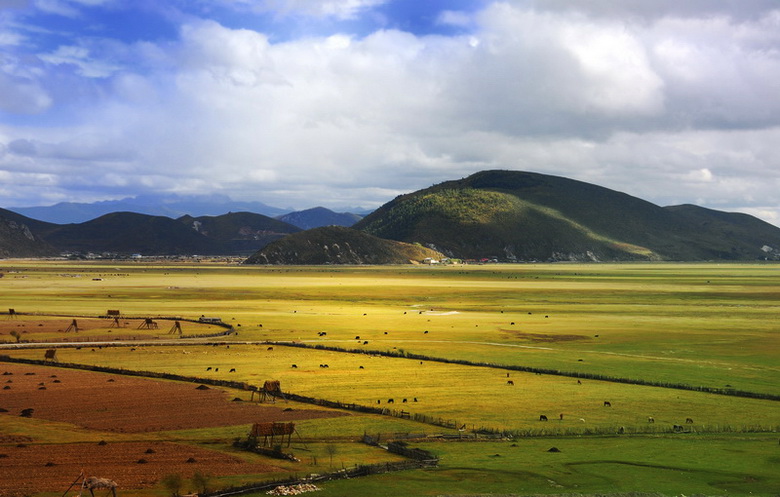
[243,226,445,265]
[354,170,780,261]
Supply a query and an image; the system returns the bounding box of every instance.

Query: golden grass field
[0,260,778,496]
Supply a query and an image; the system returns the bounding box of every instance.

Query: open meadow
[0,260,778,496]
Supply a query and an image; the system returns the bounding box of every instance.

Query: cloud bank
[0,0,778,225]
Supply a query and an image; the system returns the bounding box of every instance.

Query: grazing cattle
[359,366,364,369]
[229,368,236,373]
[686,417,694,424]
[388,398,394,404]
[413,397,418,402]
[648,416,655,423]
[539,415,548,421]
[355,336,360,340]
[402,398,408,403]
[603,401,611,407]
[559,413,564,420]
[617,426,625,434]
[673,424,684,432]
[291,364,297,368]
[206,367,212,371]
[577,380,582,384]
[363,341,369,345]
[267,347,274,351]
[507,380,514,385]
[214,368,219,372]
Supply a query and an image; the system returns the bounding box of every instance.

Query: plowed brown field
[0,316,220,342]
[0,363,345,432]
[0,441,279,496]
[0,362,349,495]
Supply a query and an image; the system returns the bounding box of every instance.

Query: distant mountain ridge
[354,170,780,261]
[6,195,369,226]
[6,194,290,224]
[276,207,362,230]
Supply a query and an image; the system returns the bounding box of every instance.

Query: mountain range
[6,194,369,225]
[0,209,300,257]
[2,170,779,262]
[6,194,290,224]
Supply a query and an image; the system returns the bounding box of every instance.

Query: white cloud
[0,30,24,45]
[31,0,113,17]
[0,73,51,113]
[33,0,79,17]
[39,44,122,77]
[437,10,472,28]
[220,0,387,20]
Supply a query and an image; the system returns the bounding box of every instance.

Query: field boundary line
[266,341,780,402]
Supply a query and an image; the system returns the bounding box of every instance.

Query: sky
[0,0,779,225]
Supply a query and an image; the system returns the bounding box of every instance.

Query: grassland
[0,261,778,496]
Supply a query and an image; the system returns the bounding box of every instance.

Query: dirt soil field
[0,316,222,343]
[0,440,280,495]
[0,363,347,432]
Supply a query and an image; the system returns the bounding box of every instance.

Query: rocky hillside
[243,226,445,265]
[0,214,57,258]
[179,212,300,255]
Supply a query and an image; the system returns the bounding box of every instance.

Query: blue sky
[1,0,779,226]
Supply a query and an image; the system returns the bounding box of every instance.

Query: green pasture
[303,434,780,497]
